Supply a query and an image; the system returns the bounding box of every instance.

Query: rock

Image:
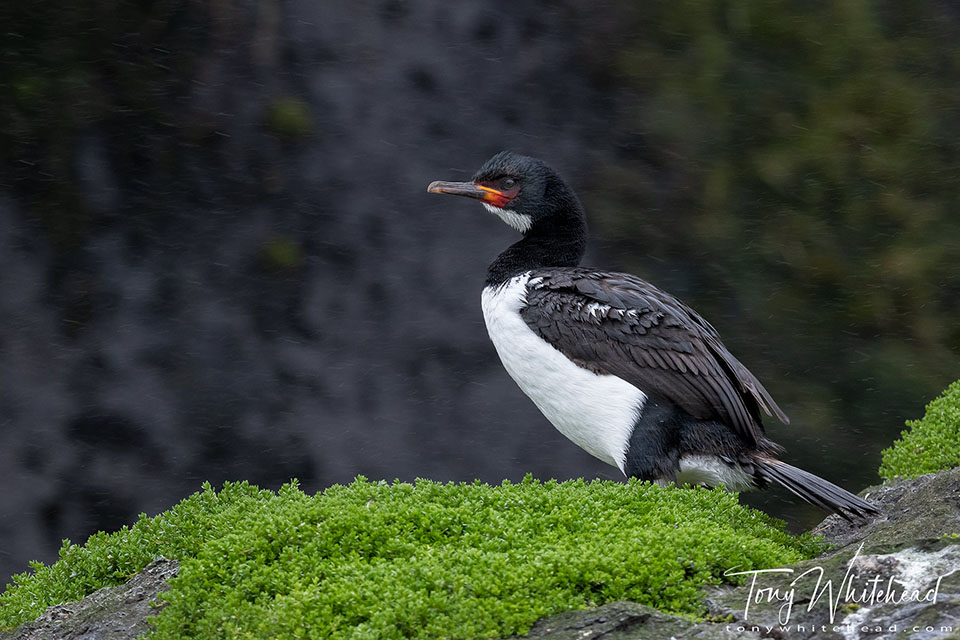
[510,601,695,640]
[0,559,178,640]
[813,467,960,551]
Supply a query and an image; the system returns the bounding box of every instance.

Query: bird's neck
[485,214,587,287]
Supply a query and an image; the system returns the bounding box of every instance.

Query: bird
[427,151,879,520]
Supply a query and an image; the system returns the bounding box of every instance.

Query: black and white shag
[428,151,878,519]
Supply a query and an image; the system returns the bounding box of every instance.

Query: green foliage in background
[265,96,315,140]
[582,0,960,479]
[0,478,823,639]
[879,378,960,479]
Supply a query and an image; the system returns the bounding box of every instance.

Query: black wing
[520,268,789,447]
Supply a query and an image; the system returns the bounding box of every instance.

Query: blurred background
[1,0,958,588]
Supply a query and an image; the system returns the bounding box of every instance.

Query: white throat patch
[483,203,532,233]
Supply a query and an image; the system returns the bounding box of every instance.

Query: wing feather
[519,268,789,446]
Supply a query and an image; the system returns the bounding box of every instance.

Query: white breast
[481,274,647,473]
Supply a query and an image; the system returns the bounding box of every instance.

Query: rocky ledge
[3,469,958,640]
[515,468,960,640]
[0,559,178,640]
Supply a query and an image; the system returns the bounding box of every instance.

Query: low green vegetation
[880,379,960,480]
[0,477,823,639]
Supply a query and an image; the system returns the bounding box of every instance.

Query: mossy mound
[0,477,823,639]
[879,379,960,480]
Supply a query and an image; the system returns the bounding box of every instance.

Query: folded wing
[520,268,789,447]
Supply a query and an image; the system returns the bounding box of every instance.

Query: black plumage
[521,268,788,450]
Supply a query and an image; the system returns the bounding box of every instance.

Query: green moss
[260,234,305,273]
[0,478,824,639]
[879,379,960,480]
[265,96,315,139]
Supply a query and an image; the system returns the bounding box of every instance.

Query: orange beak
[427,181,512,208]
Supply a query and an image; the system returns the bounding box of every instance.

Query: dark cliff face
[4,0,959,589]
[0,1,617,585]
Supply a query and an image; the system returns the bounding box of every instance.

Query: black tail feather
[753,458,880,521]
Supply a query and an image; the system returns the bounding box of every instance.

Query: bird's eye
[500,177,517,190]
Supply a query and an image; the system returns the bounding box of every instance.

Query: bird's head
[427,151,582,234]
